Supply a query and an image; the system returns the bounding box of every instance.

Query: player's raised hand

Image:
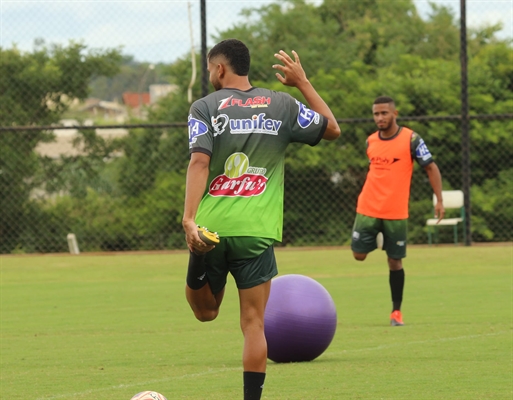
[272,50,308,88]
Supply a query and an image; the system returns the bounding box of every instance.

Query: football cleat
[197,226,220,246]
[390,310,404,326]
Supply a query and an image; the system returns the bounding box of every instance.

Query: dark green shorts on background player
[351,214,407,260]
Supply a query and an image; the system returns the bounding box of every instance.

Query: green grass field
[1,245,511,399]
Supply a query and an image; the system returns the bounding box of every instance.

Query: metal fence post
[460,0,472,246]
[200,0,208,98]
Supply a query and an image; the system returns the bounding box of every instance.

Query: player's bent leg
[185,285,225,322]
[238,280,271,372]
[353,252,368,261]
[185,244,228,322]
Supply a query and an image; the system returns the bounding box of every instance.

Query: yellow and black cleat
[197,226,220,245]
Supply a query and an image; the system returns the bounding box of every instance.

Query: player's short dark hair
[208,39,250,76]
[373,96,395,107]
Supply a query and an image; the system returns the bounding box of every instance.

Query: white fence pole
[67,233,80,255]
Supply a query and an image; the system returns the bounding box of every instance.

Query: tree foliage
[0,42,122,253]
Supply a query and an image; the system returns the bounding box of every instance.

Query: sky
[1,0,512,64]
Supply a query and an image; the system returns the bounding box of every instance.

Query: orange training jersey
[357,127,415,219]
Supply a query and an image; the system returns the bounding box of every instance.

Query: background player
[351,96,444,326]
[183,39,340,399]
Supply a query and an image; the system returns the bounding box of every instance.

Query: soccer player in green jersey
[183,39,340,400]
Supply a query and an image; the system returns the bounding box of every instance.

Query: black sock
[186,251,208,290]
[389,269,405,311]
[243,371,266,400]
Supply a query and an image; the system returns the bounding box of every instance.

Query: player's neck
[379,124,400,139]
[221,75,252,91]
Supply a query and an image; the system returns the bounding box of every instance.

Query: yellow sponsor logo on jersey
[224,152,249,178]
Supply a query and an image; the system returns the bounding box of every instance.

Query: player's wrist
[295,78,312,91]
[182,218,196,229]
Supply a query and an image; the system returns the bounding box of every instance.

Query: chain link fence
[1,1,512,254]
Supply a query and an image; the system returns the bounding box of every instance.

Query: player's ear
[217,63,226,79]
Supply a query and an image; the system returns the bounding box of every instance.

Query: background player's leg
[384,219,407,325]
[388,257,405,326]
[388,257,404,309]
[239,280,271,400]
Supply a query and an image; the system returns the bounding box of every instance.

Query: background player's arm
[183,152,215,252]
[272,50,340,141]
[424,162,445,223]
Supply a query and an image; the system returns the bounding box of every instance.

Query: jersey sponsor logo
[209,113,282,136]
[230,113,282,135]
[188,115,208,147]
[208,153,268,197]
[211,114,229,136]
[209,175,267,197]
[370,156,400,166]
[218,95,272,110]
[296,100,320,128]
[415,139,432,161]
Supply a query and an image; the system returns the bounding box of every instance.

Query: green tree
[0,42,122,253]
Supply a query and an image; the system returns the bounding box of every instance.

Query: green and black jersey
[188,87,328,241]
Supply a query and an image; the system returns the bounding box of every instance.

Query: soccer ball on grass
[130,391,167,400]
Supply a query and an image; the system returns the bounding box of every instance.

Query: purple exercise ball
[264,274,337,363]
